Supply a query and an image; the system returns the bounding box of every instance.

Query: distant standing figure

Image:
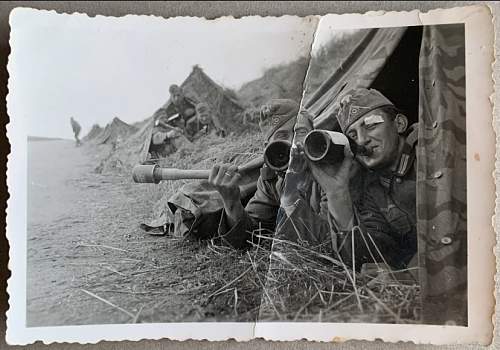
[70,117,82,146]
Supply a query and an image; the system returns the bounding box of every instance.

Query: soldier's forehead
[347,111,386,131]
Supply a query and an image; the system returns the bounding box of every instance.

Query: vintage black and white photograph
[258,23,467,325]
[6,5,495,345]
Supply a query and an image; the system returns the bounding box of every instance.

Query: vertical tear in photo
[260,22,467,325]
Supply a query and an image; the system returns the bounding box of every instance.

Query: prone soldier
[307,88,418,270]
[168,84,199,138]
[208,99,332,248]
[209,89,418,272]
[194,102,227,138]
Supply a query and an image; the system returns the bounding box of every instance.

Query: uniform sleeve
[340,190,401,270]
[217,175,280,249]
[276,197,332,246]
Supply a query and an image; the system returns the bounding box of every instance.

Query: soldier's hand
[307,144,355,196]
[280,142,309,209]
[287,142,307,174]
[208,163,242,203]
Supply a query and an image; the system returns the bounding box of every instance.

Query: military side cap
[337,88,394,132]
[259,99,299,141]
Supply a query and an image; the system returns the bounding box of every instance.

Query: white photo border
[5,5,495,345]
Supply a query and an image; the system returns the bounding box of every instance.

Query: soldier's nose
[357,132,370,146]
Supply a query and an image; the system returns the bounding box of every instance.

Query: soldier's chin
[357,155,381,169]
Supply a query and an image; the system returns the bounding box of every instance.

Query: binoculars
[263,130,351,171]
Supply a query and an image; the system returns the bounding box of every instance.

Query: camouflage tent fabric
[417,24,467,325]
[260,24,467,325]
[303,27,406,130]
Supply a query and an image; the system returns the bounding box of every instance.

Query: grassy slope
[88,51,420,324]
[237,57,310,108]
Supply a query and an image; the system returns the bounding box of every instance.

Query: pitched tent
[305,27,421,130]
[94,117,156,173]
[93,117,138,145]
[302,25,466,325]
[112,117,155,166]
[155,65,245,132]
[82,124,103,142]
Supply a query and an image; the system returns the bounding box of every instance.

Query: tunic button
[433,171,443,179]
[395,178,402,184]
[432,121,438,128]
[441,236,452,245]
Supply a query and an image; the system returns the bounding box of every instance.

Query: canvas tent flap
[133,117,156,164]
[304,27,407,130]
[416,24,467,325]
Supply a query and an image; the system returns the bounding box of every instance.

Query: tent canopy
[302,24,466,325]
[305,26,422,130]
[156,65,245,132]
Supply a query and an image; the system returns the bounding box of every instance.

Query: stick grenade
[133,165,208,183]
[132,156,264,184]
[132,164,258,198]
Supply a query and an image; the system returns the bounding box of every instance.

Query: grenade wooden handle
[133,165,210,183]
[132,164,258,198]
[132,157,264,184]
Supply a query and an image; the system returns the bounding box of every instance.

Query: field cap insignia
[337,88,394,132]
[259,99,299,141]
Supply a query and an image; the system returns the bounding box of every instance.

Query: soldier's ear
[394,113,408,134]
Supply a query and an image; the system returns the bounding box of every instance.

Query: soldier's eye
[365,124,376,130]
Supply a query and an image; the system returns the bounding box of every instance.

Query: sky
[311,20,359,55]
[9,9,317,138]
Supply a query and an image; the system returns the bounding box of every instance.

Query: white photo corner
[5,4,496,346]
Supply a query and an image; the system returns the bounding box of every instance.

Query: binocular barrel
[134,130,349,184]
[133,164,210,183]
[263,140,291,172]
[304,130,349,163]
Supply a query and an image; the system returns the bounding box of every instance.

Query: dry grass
[252,234,420,323]
[69,190,420,324]
[78,118,421,325]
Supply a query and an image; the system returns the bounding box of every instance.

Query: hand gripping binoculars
[263,130,351,171]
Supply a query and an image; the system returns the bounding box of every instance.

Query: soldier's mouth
[357,146,375,157]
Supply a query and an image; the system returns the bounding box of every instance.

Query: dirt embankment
[27,136,420,326]
[27,138,266,326]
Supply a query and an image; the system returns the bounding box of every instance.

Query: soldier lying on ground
[306,88,418,270]
[193,102,226,138]
[209,89,418,271]
[209,98,332,250]
[169,84,198,138]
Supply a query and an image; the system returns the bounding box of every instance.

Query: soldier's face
[345,109,402,170]
[268,119,295,144]
[170,87,182,98]
[197,105,210,124]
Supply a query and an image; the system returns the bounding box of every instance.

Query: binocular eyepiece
[263,140,292,172]
[263,130,351,171]
[303,130,350,164]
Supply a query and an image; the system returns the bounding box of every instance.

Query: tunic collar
[378,123,418,188]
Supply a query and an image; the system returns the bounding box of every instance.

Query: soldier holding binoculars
[209,89,418,270]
